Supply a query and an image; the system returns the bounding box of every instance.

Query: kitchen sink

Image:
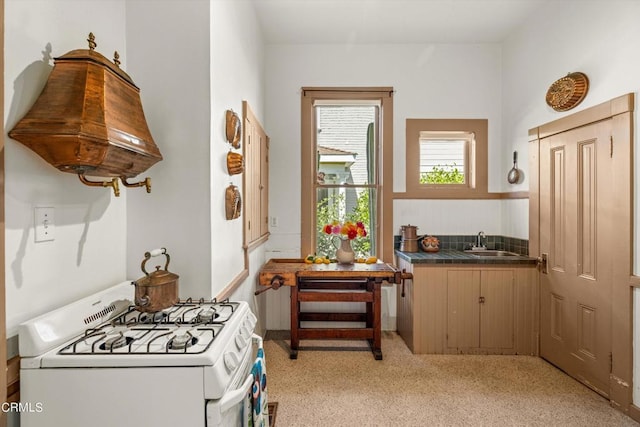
[464,250,519,257]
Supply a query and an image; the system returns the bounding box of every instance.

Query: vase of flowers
[334,238,355,264]
[322,221,367,264]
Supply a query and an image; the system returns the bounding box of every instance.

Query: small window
[419,131,473,185]
[404,119,488,198]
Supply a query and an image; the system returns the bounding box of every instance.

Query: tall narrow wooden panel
[243,101,269,247]
[413,266,448,353]
[395,259,414,350]
[260,135,269,237]
[514,267,539,355]
[480,270,514,349]
[447,270,480,349]
[578,140,596,279]
[551,148,565,271]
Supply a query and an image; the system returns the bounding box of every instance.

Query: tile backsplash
[395,234,529,256]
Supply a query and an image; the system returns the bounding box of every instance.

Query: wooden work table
[258,259,409,360]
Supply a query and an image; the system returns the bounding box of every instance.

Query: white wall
[265,43,505,258]
[499,0,640,407]
[125,0,266,303]
[4,0,267,337]
[4,0,128,336]
[210,0,268,332]
[125,0,213,299]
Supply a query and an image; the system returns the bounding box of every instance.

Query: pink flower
[322,221,367,240]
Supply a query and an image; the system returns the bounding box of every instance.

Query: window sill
[393,190,528,200]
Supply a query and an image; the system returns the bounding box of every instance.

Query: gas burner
[196,307,219,324]
[169,332,197,350]
[100,332,134,351]
[138,311,169,324]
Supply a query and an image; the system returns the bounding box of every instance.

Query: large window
[301,88,394,261]
[403,118,489,198]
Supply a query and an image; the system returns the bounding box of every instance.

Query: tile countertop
[395,249,537,265]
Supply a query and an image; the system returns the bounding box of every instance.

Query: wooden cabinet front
[447,269,515,352]
[396,260,538,355]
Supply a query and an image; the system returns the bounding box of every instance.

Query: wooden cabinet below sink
[396,258,538,355]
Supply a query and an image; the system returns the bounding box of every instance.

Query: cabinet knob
[479,296,485,304]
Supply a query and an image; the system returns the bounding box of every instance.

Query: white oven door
[206,334,268,427]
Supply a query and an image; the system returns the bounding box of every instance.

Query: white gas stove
[18,281,268,427]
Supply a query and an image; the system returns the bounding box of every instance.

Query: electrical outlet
[270,216,278,227]
[34,207,55,242]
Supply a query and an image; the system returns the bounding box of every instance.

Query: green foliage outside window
[316,191,371,258]
[420,164,464,184]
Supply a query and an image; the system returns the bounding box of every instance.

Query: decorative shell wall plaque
[226,151,244,175]
[225,184,242,220]
[225,110,241,149]
[545,72,589,112]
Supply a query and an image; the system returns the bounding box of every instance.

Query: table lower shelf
[291,280,383,360]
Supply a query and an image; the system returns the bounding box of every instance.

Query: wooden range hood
[8,33,162,196]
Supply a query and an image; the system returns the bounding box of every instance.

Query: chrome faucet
[475,231,486,249]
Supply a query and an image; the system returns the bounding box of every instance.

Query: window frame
[404,118,490,199]
[301,87,394,262]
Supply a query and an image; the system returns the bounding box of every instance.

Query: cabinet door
[447,270,480,349]
[480,270,514,349]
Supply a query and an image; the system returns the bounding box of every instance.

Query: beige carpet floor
[264,331,638,426]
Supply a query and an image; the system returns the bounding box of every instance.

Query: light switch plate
[34,207,55,242]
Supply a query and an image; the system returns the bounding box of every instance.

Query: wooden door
[539,119,613,397]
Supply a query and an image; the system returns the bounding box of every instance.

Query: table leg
[372,280,382,360]
[290,283,299,359]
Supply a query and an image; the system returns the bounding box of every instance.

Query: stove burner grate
[56,298,244,356]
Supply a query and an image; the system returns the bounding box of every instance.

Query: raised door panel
[447,270,480,350]
[480,270,515,350]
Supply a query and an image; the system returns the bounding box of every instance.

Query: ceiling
[251,0,550,44]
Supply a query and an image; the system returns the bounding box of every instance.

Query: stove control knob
[235,334,247,349]
[245,315,256,330]
[224,351,239,372]
[239,325,250,339]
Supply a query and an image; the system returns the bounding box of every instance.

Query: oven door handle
[220,373,253,414]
